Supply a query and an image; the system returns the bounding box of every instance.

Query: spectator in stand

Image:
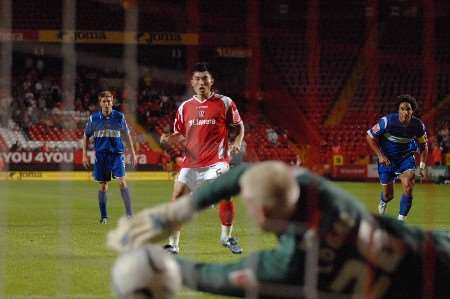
[160,95,170,113]
[230,139,247,167]
[174,95,183,108]
[135,132,146,146]
[266,127,278,145]
[278,128,289,148]
[331,143,342,155]
[0,92,12,126]
[430,137,443,166]
[438,122,450,154]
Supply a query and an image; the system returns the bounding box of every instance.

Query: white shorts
[176,162,230,191]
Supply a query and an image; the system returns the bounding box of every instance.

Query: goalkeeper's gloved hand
[107,194,195,252]
[112,244,182,299]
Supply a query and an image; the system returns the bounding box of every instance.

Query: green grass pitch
[0,180,448,298]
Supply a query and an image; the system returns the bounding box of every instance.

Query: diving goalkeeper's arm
[108,164,249,251]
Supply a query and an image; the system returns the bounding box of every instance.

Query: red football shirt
[173,93,242,168]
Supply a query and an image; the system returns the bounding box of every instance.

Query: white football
[112,245,182,299]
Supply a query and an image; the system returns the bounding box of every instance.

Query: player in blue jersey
[82,90,137,224]
[366,95,428,221]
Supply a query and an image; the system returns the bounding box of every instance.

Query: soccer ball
[112,245,182,299]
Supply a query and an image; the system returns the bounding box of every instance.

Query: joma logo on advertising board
[58,31,107,41]
[8,171,43,180]
[138,32,182,44]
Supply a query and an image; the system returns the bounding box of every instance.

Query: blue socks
[120,187,133,217]
[98,188,132,219]
[98,191,108,219]
[380,192,386,202]
[399,194,413,216]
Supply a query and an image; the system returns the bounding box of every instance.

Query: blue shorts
[378,155,416,184]
[93,152,126,182]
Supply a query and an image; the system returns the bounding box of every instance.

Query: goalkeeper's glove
[112,244,182,299]
[107,194,195,252]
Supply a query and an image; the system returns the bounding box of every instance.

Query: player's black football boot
[222,237,243,254]
[163,244,179,255]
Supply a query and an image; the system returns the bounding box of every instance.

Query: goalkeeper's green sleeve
[192,164,250,210]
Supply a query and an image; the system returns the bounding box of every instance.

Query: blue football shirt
[367,113,427,162]
[84,110,129,153]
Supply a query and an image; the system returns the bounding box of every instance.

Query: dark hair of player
[98,90,114,99]
[395,94,417,111]
[192,62,212,75]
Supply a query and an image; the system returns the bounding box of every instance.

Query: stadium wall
[0,150,163,171]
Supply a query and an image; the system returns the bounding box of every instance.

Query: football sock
[378,192,388,215]
[380,192,387,202]
[221,225,232,242]
[169,231,180,247]
[218,199,235,226]
[120,187,133,217]
[399,193,413,217]
[98,191,108,219]
[219,200,235,242]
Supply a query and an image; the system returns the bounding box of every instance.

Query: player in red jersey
[160,62,245,254]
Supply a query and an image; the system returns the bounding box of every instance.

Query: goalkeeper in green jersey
[109,161,450,299]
